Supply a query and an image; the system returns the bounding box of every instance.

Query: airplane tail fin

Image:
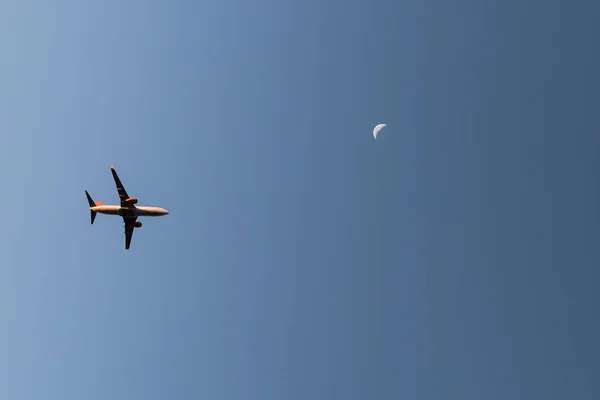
[85,190,97,224]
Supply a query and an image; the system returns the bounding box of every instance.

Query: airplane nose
[163,209,169,215]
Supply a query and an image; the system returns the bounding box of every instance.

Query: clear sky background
[1,1,599,399]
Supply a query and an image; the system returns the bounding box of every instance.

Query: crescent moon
[373,123,387,139]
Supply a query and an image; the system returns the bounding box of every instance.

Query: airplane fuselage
[91,205,169,217]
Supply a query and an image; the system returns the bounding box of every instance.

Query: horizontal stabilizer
[85,190,96,207]
[85,190,97,224]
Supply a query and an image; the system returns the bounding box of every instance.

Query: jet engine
[133,222,142,228]
[126,197,138,205]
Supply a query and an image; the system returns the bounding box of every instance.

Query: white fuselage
[91,205,169,217]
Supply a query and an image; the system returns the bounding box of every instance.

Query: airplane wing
[124,217,137,250]
[110,165,133,207]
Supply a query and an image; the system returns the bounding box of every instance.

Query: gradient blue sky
[1,1,600,399]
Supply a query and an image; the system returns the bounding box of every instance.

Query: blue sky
[1,0,600,399]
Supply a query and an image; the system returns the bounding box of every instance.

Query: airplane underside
[120,208,165,217]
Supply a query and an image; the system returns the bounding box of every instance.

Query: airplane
[85,165,169,250]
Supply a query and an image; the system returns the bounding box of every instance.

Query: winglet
[110,164,115,170]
